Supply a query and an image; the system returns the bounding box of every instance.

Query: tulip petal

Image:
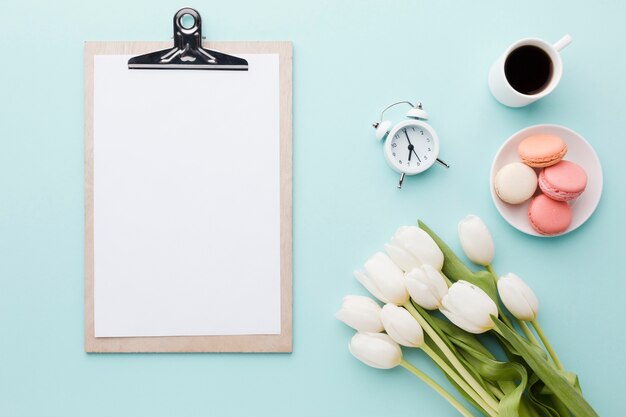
[422,264,449,300]
[439,307,486,334]
[381,304,424,347]
[364,252,409,305]
[388,226,444,271]
[336,295,384,332]
[349,332,402,369]
[405,266,447,310]
[498,273,539,321]
[354,270,389,303]
[458,215,495,266]
[401,228,445,270]
[335,309,382,333]
[384,243,419,272]
[406,278,441,310]
[439,281,497,334]
[511,274,539,316]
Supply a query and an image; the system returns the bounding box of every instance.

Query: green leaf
[551,370,582,395]
[435,318,528,417]
[494,332,550,365]
[464,353,527,417]
[486,336,551,417]
[528,374,563,417]
[492,317,599,417]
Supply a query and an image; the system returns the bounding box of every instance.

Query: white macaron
[494,162,537,204]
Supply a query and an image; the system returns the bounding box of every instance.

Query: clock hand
[404,130,421,162]
[404,130,415,163]
[404,130,413,146]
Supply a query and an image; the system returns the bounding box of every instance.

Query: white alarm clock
[373,101,449,188]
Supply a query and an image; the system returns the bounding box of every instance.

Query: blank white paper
[93,54,281,337]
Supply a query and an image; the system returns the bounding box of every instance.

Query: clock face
[385,121,439,175]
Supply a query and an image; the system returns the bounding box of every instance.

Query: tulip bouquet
[336,215,598,417]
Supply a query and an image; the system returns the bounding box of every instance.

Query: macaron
[528,194,572,235]
[494,162,538,204]
[538,160,587,201]
[518,134,568,167]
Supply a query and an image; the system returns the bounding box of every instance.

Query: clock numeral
[392,152,396,156]
[427,147,431,151]
[420,130,424,135]
[417,162,420,166]
[424,155,428,160]
[392,143,397,148]
[399,160,402,164]
[426,138,430,142]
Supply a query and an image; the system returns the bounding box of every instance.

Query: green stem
[497,306,515,329]
[400,360,475,417]
[422,345,499,417]
[517,319,541,347]
[403,302,500,413]
[486,383,505,400]
[485,264,497,277]
[531,319,564,370]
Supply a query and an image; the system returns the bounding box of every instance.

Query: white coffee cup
[488,35,572,107]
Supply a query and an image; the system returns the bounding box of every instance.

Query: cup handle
[553,34,573,52]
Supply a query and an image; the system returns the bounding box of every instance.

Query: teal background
[1,0,624,416]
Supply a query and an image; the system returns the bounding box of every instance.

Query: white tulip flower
[348,332,403,369]
[385,226,444,271]
[458,215,495,266]
[380,304,424,348]
[354,252,409,305]
[440,280,498,334]
[405,265,449,310]
[335,295,384,333]
[497,273,539,321]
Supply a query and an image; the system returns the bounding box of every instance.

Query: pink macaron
[518,134,568,167]
[538,160,587,201]
[528,194,573,235]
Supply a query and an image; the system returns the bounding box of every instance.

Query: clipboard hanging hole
[179,13,196,30]
[174,8,200,35]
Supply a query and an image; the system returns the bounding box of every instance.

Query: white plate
[490,124,603,237]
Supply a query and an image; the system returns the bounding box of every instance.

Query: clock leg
[436,158,450,168]
[397,172,405,189]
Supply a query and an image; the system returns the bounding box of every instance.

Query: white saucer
[490,124,603,237]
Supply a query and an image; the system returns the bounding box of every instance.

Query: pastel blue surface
[1,1,624,416]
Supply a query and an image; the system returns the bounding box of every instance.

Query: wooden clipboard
[84,38,292,353]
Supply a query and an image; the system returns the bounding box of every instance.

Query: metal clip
[128,8,248,70]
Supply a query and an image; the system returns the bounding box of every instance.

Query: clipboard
[84,8,292,353]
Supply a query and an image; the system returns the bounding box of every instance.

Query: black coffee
[504,45,553,95]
